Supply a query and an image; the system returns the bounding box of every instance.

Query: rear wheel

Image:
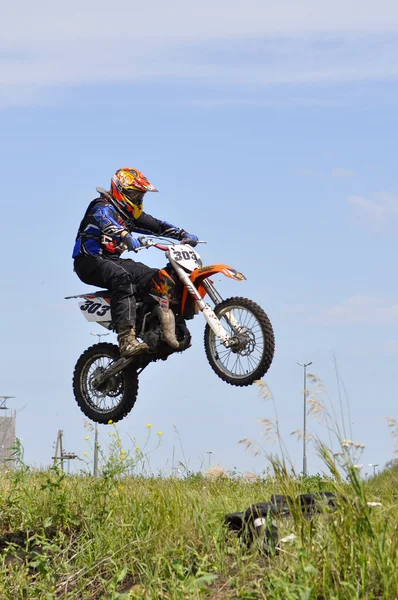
[73,343,139,423]
[204,297,275,386]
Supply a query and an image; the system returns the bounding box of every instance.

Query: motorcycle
[66,238,275,424]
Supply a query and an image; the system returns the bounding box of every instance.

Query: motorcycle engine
[142,325,163,351]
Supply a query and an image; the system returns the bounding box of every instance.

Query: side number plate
[79,297,112,322]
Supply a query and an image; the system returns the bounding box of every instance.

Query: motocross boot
[117,328,149,357]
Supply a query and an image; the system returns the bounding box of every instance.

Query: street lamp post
[297,362,312,476]
[206,450,214,469]
[90,332,110,344]
[368,463,379,478]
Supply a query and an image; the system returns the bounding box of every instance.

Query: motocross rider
[72,168,198,357]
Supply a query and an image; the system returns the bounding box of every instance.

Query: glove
[179,230,199,247]
[123,233,141,252]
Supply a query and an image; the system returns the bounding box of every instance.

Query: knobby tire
[204,297,275,386]
[73,342,139,424]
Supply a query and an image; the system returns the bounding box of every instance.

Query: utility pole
[206,450,214,469]
[52,430,77,473]
[53,430,64,470]
[63,452,78,474]
[59,430,64,472]
[297,362,312,476]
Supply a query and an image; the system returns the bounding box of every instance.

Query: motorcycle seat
[88,290,111,298]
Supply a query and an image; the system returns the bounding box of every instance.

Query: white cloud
[292,167,320,177]
[316,296,398,325]
[340,339,398,355]
[349,193,398,226]
[2,1,398,107]
[379,340,398,353]
[3,0,398,45]
[192,95,349,109]
[332,168,356,178]
[287,296,398,325]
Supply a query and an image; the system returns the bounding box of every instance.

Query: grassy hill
[1,447,397,599]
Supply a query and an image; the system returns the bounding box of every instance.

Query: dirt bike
[66,238,275,424]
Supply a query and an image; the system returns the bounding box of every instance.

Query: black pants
[74,255,158,331]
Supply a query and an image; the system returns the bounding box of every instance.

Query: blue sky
[1,0,398,477]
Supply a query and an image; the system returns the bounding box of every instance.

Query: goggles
[125,190,145,205]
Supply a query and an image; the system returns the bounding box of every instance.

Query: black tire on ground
[72,342,139,424]
[204,297,275,387]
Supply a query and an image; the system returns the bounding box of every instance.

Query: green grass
[1,455,398,599]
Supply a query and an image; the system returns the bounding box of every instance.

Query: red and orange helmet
[110,168,158,219]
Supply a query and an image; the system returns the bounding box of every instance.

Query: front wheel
[204,297,275,386]
[72,343,139,423]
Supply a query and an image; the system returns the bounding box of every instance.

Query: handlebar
[136,237,206,252]
[136,238,168,251]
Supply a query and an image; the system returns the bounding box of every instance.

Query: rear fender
[180,264,246,314]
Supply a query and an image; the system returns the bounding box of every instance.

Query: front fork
[203,280,242,332]
[172,264,238,347]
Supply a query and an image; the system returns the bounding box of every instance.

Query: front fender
[180,264,246,316]
[191,264,246,284]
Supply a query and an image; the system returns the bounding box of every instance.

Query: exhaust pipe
[154,306,182,350]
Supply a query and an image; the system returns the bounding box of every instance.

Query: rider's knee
[112,271,134,294]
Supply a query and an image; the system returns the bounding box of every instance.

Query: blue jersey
[73,195,184,259]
